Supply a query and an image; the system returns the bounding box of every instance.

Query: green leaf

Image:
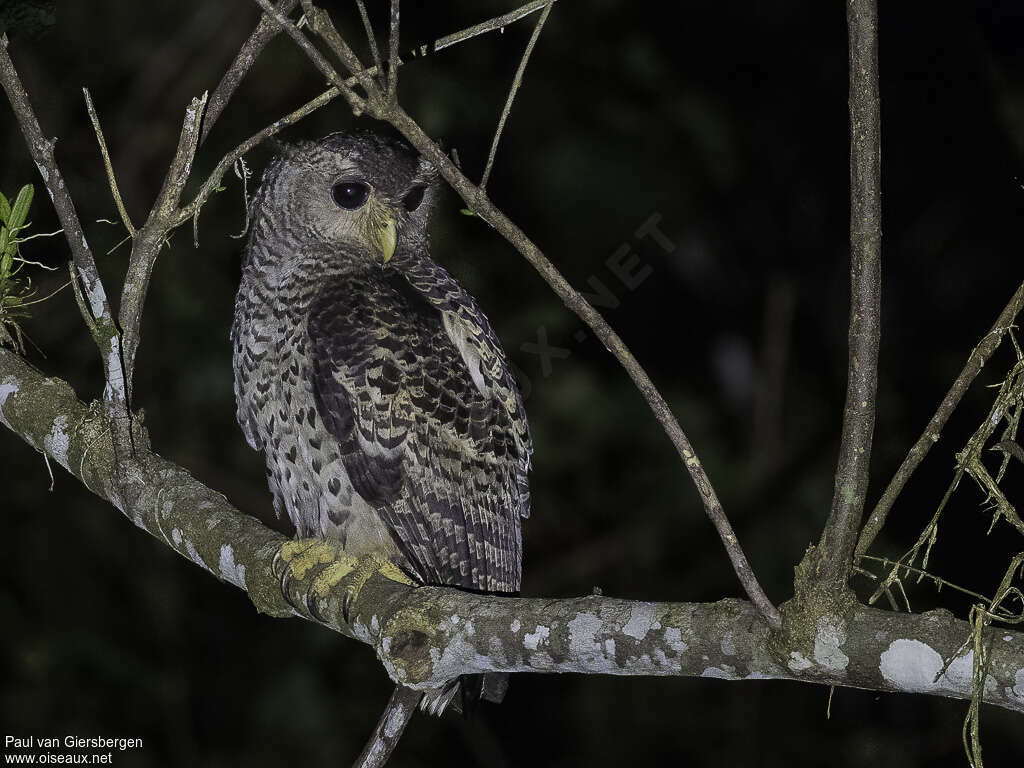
[0,191,9,224]
[9,184,34,230]
[0,226,9,264]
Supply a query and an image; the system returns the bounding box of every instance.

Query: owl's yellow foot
[330,552,417,623]
[272,539,414,623]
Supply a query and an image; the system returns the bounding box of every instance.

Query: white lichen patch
[788,652,813,671]
[450,614,460,624]
[218,544,246,589]
[182,538,207,571]
[879,639,975,694]
[568,611,602,657]
[813,615,850,672]
[464,620,475,637]
[1008,668,1024,703]
[664,627,688,654]
[383,702,407,738]
[171,528,183,546]
[510,618,521,633]
[523,625,550,651]
[352,619,373,644]
[0,377,20,428]
[702,665,737,679]
[720,633,736,657]
[622,602,656,640]
[42,414,70,470]
[604,638,616,657]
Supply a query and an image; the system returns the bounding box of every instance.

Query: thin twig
[201,0,300,144]
[856,280,1024,557]
[178,86,341,230]
[261,8,781,629]
[420,0,557,57]
[82,88,136,238]
[387,0,399,102]
[253,0,366,114]
[352,685,422,768]
[812,0,882,588]
[355,0,383,88]
[0,34,128,412]
[480,1,553,190]
[204,0,555,209]
[300,1,380,104]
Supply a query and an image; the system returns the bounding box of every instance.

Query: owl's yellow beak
[362,197,397,265]
[377,213,397,264]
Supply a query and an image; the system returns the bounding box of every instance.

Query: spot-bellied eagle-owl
[230,131,532,713]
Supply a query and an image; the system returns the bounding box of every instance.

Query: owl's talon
[306,589,327,624]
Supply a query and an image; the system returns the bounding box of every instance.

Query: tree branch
[856,279,1024,557]
[2,348,1022,715]
[82,88,136,238]
[353,685,421,768]
[419,0,556,57]
[480,0,553,190]
[0,35,129,419]
[387,0,399,102]
[254,0,782,631]
[812,0,882,589]
[118,92,208,393]
[201,0,300,144]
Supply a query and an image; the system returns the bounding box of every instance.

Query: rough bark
[3,347,1023,715]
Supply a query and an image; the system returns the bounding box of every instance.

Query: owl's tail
[419,672,510,716]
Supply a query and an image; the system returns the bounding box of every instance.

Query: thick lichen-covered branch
[3,347,1023,715]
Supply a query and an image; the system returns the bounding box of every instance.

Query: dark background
[3,1,1024,765]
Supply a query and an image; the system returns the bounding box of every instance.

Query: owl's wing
[400,256,533,517]
[308,274,530,593]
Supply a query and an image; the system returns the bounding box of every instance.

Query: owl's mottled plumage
[231,133,531,673]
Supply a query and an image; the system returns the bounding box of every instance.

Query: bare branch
[387,0,399,102]
[480,0,554,190]
[3,350,1024,726]
[82,88,136,238]
[118,92,208,392]
[856,279,1024,557]
[355,0,383,83]
[353,686,421,768]
[252,0,366,114]
[201,0,300,144]
[812,0,882,588]
[245,7,782,629]
[179,86,341,231]
[0,35,128,415]
[300,0,381,104]
[421,0,557,57]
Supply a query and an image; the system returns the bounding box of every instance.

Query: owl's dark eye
[402,185,426,212]
[331,181,370,210]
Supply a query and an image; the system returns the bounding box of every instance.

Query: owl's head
[251,131,438,266]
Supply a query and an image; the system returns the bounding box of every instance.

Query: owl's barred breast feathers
[231,131,531,609]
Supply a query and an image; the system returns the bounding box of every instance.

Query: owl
[230,131,532,713]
